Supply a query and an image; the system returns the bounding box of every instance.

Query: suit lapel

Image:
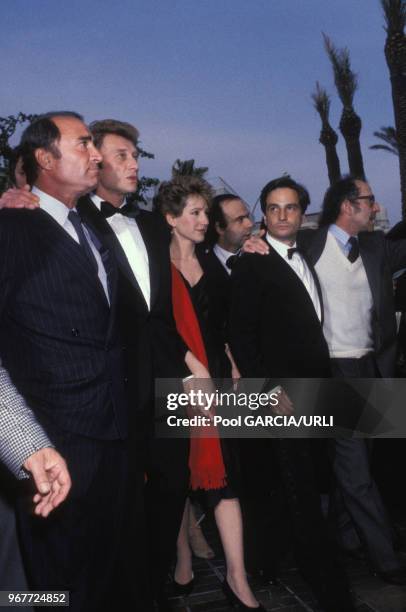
[300,226,328,265]
[135,212,160,309]
[36,209,110,307]
[301,250,325,327]
[78,196,149,312]
[267,245,322,325]
[359,233,381,315]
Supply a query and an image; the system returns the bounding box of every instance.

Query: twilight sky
[1,0,402,224]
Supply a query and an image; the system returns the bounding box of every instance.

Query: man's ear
[35,148,54,171]
[341,198,354,217]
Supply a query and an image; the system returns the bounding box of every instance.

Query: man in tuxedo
[197,194,253,377]
[0,112,130,610]
[298,176,406,584]
[229,176,354,612]
[75,119,190,608]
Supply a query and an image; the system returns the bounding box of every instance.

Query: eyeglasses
[350,195,376,207]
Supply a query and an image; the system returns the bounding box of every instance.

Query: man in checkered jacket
[0,358,71,593]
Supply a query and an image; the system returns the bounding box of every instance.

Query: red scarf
[171,263,227,490]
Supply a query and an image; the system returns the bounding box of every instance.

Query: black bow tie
[287,247,300,260]
[100,200,139,219]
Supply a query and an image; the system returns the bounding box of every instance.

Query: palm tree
[311,82,342,184]
[381,0,406,217]
[171,159,209,178]
[323,34,365,179]
[370,125,399,155]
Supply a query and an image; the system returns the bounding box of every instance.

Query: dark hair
[205,193,241,245]
[20,111,83,185]
[8,145,24,186]
[89,119,139,149]
[154,175,213,218]
[260,175,310,214]
[319,175,363,227]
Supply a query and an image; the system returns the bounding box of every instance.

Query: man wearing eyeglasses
[300,175,406,584]
[245,174,406,584]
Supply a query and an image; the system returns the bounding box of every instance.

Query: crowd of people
[1,111,406,612]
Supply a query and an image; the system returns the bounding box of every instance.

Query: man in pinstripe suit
[0,112,131,611]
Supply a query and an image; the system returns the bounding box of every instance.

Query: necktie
[347,236,359,263]
[287,247,300,260]
[68,210,98,272]
[100,200,139,219]
[226,255,238,270]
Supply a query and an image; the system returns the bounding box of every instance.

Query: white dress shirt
[266,233,321,321]
[91,194,151,310]
[31,187,109,302]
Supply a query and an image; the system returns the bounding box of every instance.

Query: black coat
[229,244,330,379]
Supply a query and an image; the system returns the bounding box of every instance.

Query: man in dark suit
[75,119,190,609]
[0,112,130,611]
[197,194,253,378]
[298,176,406,584]
[244,175,406,584]
[229,176,354,612]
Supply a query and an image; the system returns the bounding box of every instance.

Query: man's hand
[23,447,71,518]
[0,186,40,210]
[242,229,270,255]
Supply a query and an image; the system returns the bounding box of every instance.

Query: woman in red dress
[155,176,265,611]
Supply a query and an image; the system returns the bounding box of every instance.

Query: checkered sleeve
[0,361,53,479]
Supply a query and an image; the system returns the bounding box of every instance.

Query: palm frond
[370,125,399,155]
[381,0,406,33]
[311,82,331,122]
[323,33,358,107]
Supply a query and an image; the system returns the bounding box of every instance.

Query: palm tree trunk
[339,109,365,179]
[319,124,341,184]
[388,71,406,217]
[382,0,406,217]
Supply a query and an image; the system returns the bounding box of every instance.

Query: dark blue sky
[2,0,402,223]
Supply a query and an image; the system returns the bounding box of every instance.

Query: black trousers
[329,353,398,572]
[16,433,130,612]
[134,412,189,601]
[239,437,354,612]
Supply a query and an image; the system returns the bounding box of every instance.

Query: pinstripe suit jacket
[0,208,128,440]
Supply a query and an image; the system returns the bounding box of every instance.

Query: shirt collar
[329,223,356,247]
[213,243,238,274]
[31,186,72,225]
[266,233,297,259]
[90,193,127,211]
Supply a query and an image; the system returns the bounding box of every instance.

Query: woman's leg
[215,498,259,607]
[174,498,194,584]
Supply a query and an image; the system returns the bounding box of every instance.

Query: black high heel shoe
[222,579,266,610]
[171,575,195,596]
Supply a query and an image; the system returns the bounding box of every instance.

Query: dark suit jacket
[229,243,330,379]
[0,208,127,440]
[77,196,187,426]
[196,244,232,378]
[299,227,406,377]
